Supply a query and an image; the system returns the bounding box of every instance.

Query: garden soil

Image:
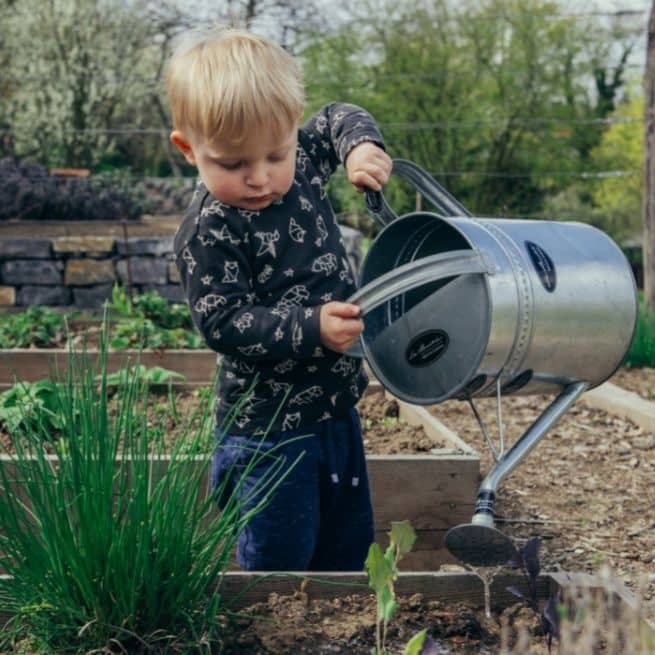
[2,369,654,653]
[222,368,655,654]
[428,368,655,614]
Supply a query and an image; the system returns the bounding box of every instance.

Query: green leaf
[365,542,394,594]
[390,520,417,558]
[403,629,427,655]
[378,585,397,623]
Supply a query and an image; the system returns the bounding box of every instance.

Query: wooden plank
[0,452,479,575]
[396,400,478,455]
[367,455,479,527]
[201,571,559,611]
[0,349,218,387]
[583,381,655,432]
[2,570,653,637]
[0,571,548,623]
[0,217,180,238]
[0,454,478,530]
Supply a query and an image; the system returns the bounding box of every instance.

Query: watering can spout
[444,381,588,567]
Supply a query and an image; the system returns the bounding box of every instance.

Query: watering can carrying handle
[365,159,472,227]
[348,249,491,317]
[344,248,491,359]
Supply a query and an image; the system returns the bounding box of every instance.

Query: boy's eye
[219,161,242,170]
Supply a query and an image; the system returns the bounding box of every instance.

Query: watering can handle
[345,248,490,358]
[365,159,472,227]
[347,249,490,317]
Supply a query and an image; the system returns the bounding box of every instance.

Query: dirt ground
[221,591,552,654]
[215,368,655,654]
[426,369,655,614]
[2,369,654,653]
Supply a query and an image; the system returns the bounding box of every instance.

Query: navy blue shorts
[210,408,375,571]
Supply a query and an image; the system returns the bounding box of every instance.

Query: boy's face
[171,125,298,211]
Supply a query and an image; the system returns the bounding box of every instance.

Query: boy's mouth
[245,194,274,206]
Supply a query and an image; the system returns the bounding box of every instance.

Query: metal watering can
[347,159,638,566]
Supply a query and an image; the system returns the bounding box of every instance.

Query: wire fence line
[0,115,647,137]
[6,169,641,181]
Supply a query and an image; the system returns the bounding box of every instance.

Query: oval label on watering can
[405,329,449,367]
[525,241,556,292]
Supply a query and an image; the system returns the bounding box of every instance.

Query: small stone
[633,436,655,451]
[616,441,632,455]
[0,285,15,305]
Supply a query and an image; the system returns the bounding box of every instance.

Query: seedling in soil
[365,521,440,655]
[505,536,561,651]
[101,364,186,388]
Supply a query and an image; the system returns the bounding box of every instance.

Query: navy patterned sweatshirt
[173,103,385,435]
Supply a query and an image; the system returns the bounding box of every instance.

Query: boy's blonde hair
[166,27,304,145]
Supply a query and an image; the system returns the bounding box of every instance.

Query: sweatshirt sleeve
[300,102,386,184]
[174,201,322,361]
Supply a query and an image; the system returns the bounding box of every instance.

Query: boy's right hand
[319,302,364,353]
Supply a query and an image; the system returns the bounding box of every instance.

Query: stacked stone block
[0,223,362,310]
[0,233,183,310]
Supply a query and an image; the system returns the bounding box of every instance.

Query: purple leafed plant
[505,537,561,652]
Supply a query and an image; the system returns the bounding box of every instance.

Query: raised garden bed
[0,384,480,571]
[0,348,216,389]
[2,570,653,653]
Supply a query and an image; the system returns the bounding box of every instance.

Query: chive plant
[0,327,294,653]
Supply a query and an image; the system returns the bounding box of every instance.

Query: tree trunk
[643,1,655,309]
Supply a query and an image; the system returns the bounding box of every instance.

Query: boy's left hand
[345,142,392,193]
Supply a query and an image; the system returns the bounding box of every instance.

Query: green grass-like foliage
[0,326,289,653]
[624,300,655,368]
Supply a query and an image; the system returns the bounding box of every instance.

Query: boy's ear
[170,131,197,165]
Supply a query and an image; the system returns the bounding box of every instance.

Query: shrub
[624,300,655,368]
[0,157,148,220]
[0,330,291,653]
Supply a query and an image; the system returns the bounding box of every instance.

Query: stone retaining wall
[0,219,363,310]
[0,233,181,309]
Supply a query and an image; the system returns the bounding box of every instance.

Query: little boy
[167,26,392,571]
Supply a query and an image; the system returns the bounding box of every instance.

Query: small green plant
[0,380,63,434]
[102,364,186,388]
[505,537,561,652]
[107,284,194,330]
[0,307,67,348]
[104,285,204,350]
[365,521,438,655]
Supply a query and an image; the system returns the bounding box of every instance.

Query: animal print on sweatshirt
[174,103,385,435]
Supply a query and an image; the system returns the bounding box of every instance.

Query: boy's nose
[246,163,269,187]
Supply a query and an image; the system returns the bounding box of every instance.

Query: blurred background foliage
[0,0,647,242]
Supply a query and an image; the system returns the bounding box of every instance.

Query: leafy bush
[0,333,291,653]
[624,301,655,368]
[105,285,204,349]
[108,285,194,330]
[0,380,63,434]
[0,306,67,348]
[0,156,149,221]
[0,289,203,350]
